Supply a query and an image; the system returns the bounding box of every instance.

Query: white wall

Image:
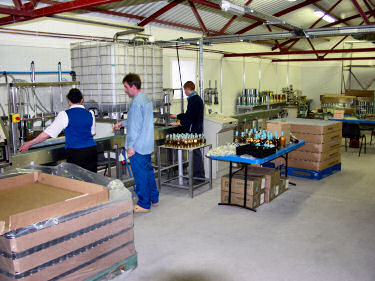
[0,14,350,117]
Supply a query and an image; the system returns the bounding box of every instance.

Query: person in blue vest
[113,73,159,213]
[18,88,97,172]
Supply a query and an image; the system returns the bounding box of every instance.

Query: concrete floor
[114,144,375,281]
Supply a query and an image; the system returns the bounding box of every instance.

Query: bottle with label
[280,131,286,148]
[234,131,239,143]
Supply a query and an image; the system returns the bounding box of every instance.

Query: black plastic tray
[236,144,276,158]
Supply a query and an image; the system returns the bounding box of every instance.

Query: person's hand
[18,142,31,153]
[171,121,180,126]
[113,122,122,130]
[127,148,135,158]
[170,114,177,119]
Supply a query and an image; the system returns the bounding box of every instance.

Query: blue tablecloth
[207,140,305,165]
[329,118,375,125]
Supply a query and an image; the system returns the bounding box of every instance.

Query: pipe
[49,15,144,34]
[272,57,375,62]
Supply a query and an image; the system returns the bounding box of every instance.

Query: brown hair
[123,73,141,89]
[183,81,195,91]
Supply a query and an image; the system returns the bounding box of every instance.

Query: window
[171,60,196,99]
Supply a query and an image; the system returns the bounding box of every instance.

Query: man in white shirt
[18,88,97,172]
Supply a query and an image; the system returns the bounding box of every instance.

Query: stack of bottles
[237,89,287,106]
[165,133,206,148]
[234,129,286,150]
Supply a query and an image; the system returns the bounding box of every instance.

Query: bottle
[234,131,239,143]
[193,133,198,147]
[241,132,245,143]
[280,131,286,148]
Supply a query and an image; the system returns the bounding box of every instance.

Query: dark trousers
[130,152,159,209]
[193,149,205,179]
[66,146,97,173]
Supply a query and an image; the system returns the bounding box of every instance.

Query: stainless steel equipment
[154,89,171,126]
[204,113,237,178]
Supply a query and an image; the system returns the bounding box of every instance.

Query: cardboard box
[288,156,341,171]
[288,119,342,135]
[295,138,342,153]
[345,89,374,98]
[0,173,109,235]
[221,190,261,209]
[0,179,135,281]
[265,185,276,203]
[266,121,291,144]
[292,130,342,144]
[289,147,341,162]
[238,166,281,191]
[221,174,262,196]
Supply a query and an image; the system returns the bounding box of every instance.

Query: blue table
[207,141,305,212]
[329,118,375,124]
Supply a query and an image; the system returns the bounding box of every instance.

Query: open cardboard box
[0,172,109,235]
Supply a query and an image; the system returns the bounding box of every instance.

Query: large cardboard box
[292,130,342,144]
[288,156,341,171]
[295,138,342,153]
[0,173,136,281]
[238,166,281,191]
[265,121,291,144]
[221,174,262,196]
[221,190,261,209]
[288,119,342,135]
[0,173,109,234]
[289,147,341,162]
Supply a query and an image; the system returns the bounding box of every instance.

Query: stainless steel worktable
[157,144,212,198]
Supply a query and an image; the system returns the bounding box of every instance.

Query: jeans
[193,149,205,179]
[130,152,159,209]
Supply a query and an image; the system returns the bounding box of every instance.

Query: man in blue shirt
[114,73,159,213]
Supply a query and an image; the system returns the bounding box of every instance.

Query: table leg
[218,161,256,212]
[107,151,111,177]
[243,163,248,207]
[157,146,161,191]
[115,145,120,179]
[285,153,296,186]
[189,150,194,198]
[209,155,212,190]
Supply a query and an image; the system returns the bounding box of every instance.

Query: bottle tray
[236,144,276,158]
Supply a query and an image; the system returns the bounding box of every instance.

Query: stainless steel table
[157,144,212,198]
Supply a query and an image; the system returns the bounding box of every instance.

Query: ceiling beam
[0,0,126,26]
[216,0,253,36]
[86,7,219,34]
[224,48,375,57]
[12,0,22,10]
[311,0,343,28]
[188,1,208,34]
[321,36,348,58]
[138,0,184,27]
[271,0,343,51]
[313,2,349,25]
[0,7,32,16]
[351,0,371,24]
[236,0,322,35]
[272,57,375,62]
[363,0,375,17]
[216,15,237,35]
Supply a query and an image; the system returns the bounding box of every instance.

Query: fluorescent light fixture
[220,0,245,16]
[314,10,336,23]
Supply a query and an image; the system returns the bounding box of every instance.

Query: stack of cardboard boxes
[0,173,136,281]
[288,119,342,171]
[267,118,342,171]
[221,166,289,209]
